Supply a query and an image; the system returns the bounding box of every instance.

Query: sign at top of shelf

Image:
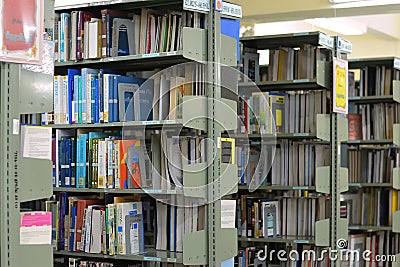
[394,58,400,70]
[183,0,210,13]
[336,36,352,54]
[318,32,334,49]
[333,57,348,115]
[183,0,242,18]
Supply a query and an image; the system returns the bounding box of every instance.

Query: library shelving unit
[236,32,350,265]
[50,0,241,267]
[342,56,400,262]
[0,0,55,266]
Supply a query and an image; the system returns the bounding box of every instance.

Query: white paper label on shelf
[12,119,20,135]
[336,37,352,53]
[221,200,236,229]
[183,0,210,12]
[394,58,400,70]
[20,212,52,245]
[221,2,242,18]
[20,126,52,160]
[319,33,334,49]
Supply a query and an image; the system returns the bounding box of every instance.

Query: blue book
[90,75,96,123]
[59,13,70,62]
[81,68,99,124]
[68,69,80,124]
[113,76,136,122]
[69,204,77,251]
[59,138,65,187]
[58,192,68,250]
[131,77,154,121]
[73,75,81,124]
[65,138,71,187]
[108,74,117,122]
[76,133,89,188]
[94,78,100,123]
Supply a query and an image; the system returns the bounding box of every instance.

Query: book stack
[237,141,331,187]
[237,91,329,134]
[238,194,330,239]
[56,9,206,62]
[348,67,400,97]
[54,130,205,190]
[47,193,205,255]
[68,258,114,267]
[52,66,205,125]
[341,189,399,227]
[347,148,399,184]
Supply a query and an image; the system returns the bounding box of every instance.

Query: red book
[75,198,102,252]
[118,139,140,188]
[348,113,362,140]
[77,11,94,60]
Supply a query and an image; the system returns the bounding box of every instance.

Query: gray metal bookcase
[4,0,242,267]
[238,32,351,265]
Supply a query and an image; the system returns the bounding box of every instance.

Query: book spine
[103,74,109,123]
[77,12,84,61]
[101,11,108,58]
[54,76,60,124]
[62,76,69,124]
[87,74,93,124]
[65,138,71,187]
[77,76,83,124]
[71,138,76,187]
[59,13,67,62]
[95,78,100,123]
[99,72,104,123]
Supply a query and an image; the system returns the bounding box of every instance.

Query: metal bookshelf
[238,236,316,245]
[0,1,242,267]
[237,33,350,260]
[52,187,184,195]
[238,185,317,191]
[344,56,400,265]
[53,249,184,264]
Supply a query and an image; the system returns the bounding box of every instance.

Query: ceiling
[230,0,400,58]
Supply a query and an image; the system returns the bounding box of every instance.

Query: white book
[156,202,168,250]
[89,209,102,254]
[133,14,141,55]
[103,74,110,123]
[97,140,107,188]
[53,76,62,124]
[116,202,143,255]
[159,74,170,120]
[70,11,78,61]
[86,74,93,124]
[83,21,90,59]
[88,19,101,59]
[298,144,305,186]
[300,94,306,133]
[62,76,69,124]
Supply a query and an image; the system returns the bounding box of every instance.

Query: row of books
[237,245,329,267]
[237,91,329,134]
[345,232,400,267]
[48,193,205,255]
[54,130,206,189]
[346,148,399,184]
[242,45,332,83]
[56,9,206,62]
[341,189,399,227]
[238,194,330,238]
[237,141,331,187]
[69,258,113,267]
[349,103,400,141]
[52,66,206,125]
[348,66,400,97]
